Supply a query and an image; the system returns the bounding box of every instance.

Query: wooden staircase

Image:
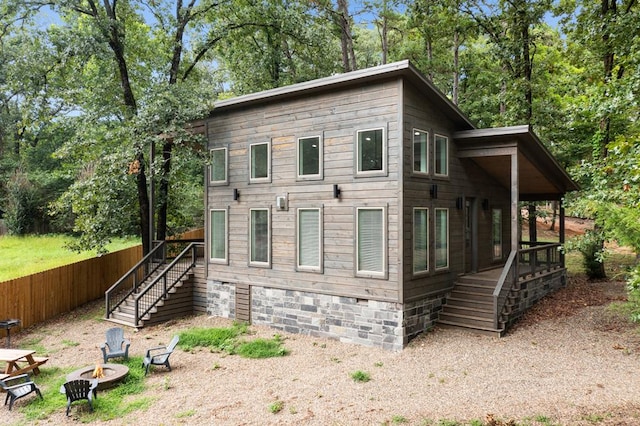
[437,272,506,337]
[107,260,206,329]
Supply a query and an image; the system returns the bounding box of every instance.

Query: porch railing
[134,242,203,326]
[105,241,168,319]
[492,242,563,329]
[105,240,204,322]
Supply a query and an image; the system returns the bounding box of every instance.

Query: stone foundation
[506,269,566,327]
[206,280,445,351]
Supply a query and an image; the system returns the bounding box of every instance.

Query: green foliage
[350,370,371,383]
[235,336,289,359]
[178,324,287,358]
[268,400,284,414]
[564,230,607,279]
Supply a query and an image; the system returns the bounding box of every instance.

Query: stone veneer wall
[505,269,566,328]
[207,280,445,351]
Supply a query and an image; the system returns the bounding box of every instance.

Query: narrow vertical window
[250,208,270,265]
[413,208,429,273]
[209,147,227,184]
[413,129,429,174]
[297,136,322,179]
[435,134,449,177]
[209,209,227,262]
[492,208,503,260]
[297,208,322,271]
[435,208,449,269]
[356,207,386,276]
[356,128,385,174]
[250,142,270,182]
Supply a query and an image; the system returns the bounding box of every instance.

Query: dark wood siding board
[206,78,403,304]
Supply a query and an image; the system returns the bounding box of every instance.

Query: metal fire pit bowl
[66,363,129,391]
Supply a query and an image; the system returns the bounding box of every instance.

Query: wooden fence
[0,228,205,338]
[0,245,143,337]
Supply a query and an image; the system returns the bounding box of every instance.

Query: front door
[464,198,479,273]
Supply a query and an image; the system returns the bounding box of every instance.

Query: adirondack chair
[1,374,43,410]
[62,379,98,416]
[142,335,179,375]
[100,327,130,363]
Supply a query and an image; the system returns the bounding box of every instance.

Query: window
[297,136,322,179]
[492,208,503,260]
[209,147,227,184]
[250,142,270,182]
[249,208,270,265]
[209,209,227,262]
[356,207,386,276]
[413,129,429,174]
[413,208,429,274]
[356,128,386,175]
[435,208,449,270]
[434,134,449,177]
[297,208,322,271]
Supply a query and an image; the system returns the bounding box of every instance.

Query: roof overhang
[454,126,579,201]
[210,60,475,130]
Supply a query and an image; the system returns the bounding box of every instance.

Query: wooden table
[0,349,48,377]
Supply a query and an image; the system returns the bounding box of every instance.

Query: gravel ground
[3,277,640,426]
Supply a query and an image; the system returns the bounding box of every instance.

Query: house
[200,60,578,351]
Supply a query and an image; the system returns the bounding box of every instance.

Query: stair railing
[492,249,518,329]
[105,241,167,319]
[133,242,203,326]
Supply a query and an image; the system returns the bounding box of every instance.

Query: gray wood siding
[401,82,511,302]
[206,79,402,302]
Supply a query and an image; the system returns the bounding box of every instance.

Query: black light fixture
[233,188,240,201]
[333,184,341,199]
[456,197,463,210]
[430,184,438,199]
[482,198,489,210]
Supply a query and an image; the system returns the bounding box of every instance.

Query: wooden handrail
[134,242,204,326]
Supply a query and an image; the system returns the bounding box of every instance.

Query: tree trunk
[156,140,173,242]
[452,30,460,105]
[337,0,356,72]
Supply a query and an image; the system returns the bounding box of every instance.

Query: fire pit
[66,363,129,391]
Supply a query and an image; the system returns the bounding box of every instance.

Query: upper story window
[356,206,387,278]
[297,207,323,272]
[434,134,449,177]
[413,207,429,274]
[356,127,386,176]
[297,135,323,180]
[249,208,270,266]
[209,147,228,185]
[413,129,429,175]
[209,208,228,263]
[250,141,270,183]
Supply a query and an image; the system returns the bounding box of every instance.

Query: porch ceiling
[454,126,579,201]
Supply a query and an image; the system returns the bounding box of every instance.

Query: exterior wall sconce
[456,197,463,210]
[430,184,438,199]
[482,198,489,210]
[333,184,341,199]
[233,188,240,201]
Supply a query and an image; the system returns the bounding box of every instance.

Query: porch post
[511,153,519,253]
[528,204,537,243]
[559,198,565,268]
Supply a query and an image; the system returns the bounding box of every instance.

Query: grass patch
[20,356,149,422]
[268,400,284,414]
[178,324,288,358]
[350,370,371,383]
[0,234,139,281]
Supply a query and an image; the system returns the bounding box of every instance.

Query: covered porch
[437,126,579,335]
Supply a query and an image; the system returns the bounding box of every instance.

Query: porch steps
[437,274,506,337]
[106,262,205,328]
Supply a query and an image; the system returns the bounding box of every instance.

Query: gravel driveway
[3,277,640,426]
